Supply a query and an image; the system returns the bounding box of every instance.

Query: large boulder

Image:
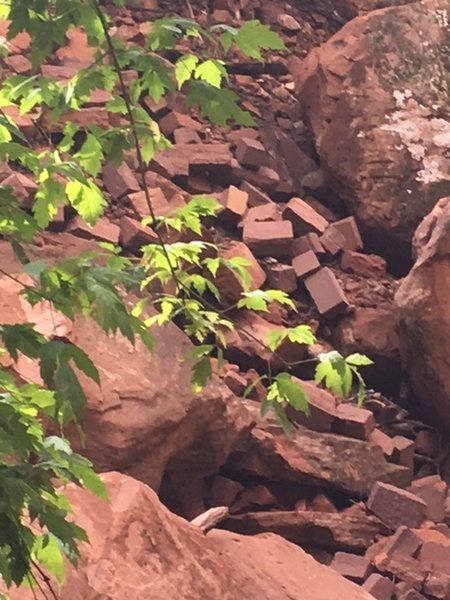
[6,472,376,600]
[294,0,450,270]
[395,197,450,431]
[0,235,251,495]
[226,402,411,495]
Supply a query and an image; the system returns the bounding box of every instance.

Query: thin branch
[30,560,59,600]
[93,0,185,298]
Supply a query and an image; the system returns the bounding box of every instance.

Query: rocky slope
[1,0,450,598]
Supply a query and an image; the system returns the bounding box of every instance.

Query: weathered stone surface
[6,472,376,600]
[68,316,251,490]
[224,510,388,553]
[218,185,249,225]
[367,527,427,590]
[410,476,448,523]
[265,262,297,293]
[331,552,373,583]
[235,137,268,169]
[243,220,294,257]
[67,215,120,244]
[333,404,376,441]
[294,0,450,266]
[207,476,244,508]
[119,215,158,251]
[282,197,329,236]
[415,429,439,458]
[341,251,387,278]
[395,197,450,431]
[0,236,251,493]
[227,403,411,495]
[367,482,427,531]
[362,573,395,600]
[292,250,321,279]
[102,162,140,199]
[305,267,349,318]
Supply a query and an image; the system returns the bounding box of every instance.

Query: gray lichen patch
[380,96,450,184]
[368,2,450,111]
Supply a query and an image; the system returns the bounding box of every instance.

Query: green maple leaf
[75,133,104,177]
[175,54,199,88]
[66,180,106,225]
[235,21,286,60]
[194,59,227,89]
[346,353,374,367]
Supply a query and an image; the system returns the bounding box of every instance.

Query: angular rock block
[367,482,427,530]
[304,267,349,318]
[243,220,294,258]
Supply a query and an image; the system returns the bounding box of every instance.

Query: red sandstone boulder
[294,0,450,267]
[5,472,376,600]
[395,197,450,431]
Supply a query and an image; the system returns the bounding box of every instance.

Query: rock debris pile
[1,0,450,598]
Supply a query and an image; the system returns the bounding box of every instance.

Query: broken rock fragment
[409,475,447,523]
[242,202,280,225]
[158,111,202,136]
[235,137,269,169]
[292,250,321,279]
[240,181,273,207]
[330,552,373,583]
[332,217,363,252]
[119,216,158,252]
[392,436,415,472]
[362,573,395,600]
[333,404,375,441]
[341,250,387,278]
[224,510,388,553]
[243,220,294,258]
[265,262,297,293]
[282,197,329,236]
[304,267,349,318]
[228,404,411,495]
[102,162,140,199]
[286,379,337,433]
[367,482,428,531]
[67,215,120,244]
[293,232,325,257]
[320,225,347,257]
[218,185,248,225]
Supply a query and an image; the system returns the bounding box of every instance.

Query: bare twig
[190,506,229,533]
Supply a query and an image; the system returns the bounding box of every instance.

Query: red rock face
[294,0,450,267]
[5,472,377,600]
[396,197,450,431]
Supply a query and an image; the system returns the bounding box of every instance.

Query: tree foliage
[0,1,372,595]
